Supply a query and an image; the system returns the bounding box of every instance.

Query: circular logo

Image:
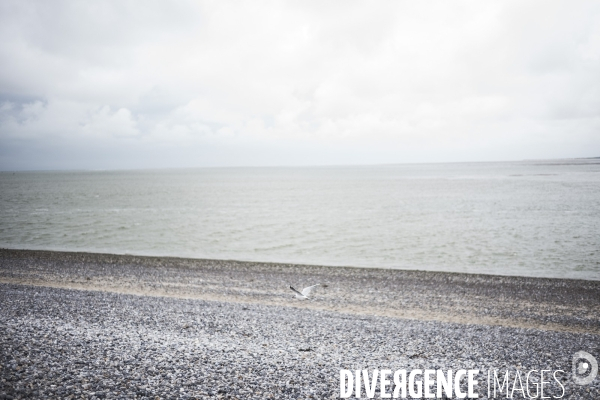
[572,351,598,385]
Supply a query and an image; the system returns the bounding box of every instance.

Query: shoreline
[1,248,599,399]
[1,245,598,283]
[1,248,599,334]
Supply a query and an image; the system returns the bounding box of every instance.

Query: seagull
[289,284,320,300]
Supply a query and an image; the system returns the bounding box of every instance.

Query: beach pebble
[1,283,598,399]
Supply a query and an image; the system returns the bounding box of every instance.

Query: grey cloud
[0,0,599,170]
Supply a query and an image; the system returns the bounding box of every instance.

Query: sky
[0,1,599,170]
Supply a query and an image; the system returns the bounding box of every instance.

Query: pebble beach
[1,249,599,399]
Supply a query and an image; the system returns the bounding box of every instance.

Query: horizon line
[1,156,598,173]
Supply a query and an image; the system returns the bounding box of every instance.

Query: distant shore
[1,248,599,399]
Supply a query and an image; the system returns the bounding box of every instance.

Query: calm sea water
[1,159,598,280]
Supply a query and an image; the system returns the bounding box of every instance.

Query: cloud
[0,0,599,170]
[82,106,139,138]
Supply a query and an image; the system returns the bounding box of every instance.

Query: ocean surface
[1,159,599,280]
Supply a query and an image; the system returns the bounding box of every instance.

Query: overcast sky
[0,1,599,170]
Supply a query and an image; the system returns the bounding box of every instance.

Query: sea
[0,159,598,280]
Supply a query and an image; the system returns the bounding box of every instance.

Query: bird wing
[301,284,319,297]
[289,286,305,297]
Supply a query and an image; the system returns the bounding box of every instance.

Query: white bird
[289,284,320,300]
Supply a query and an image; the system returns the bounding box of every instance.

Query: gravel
[1,284,599,399]
[1,249,599,334]
[0,249,599,399]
